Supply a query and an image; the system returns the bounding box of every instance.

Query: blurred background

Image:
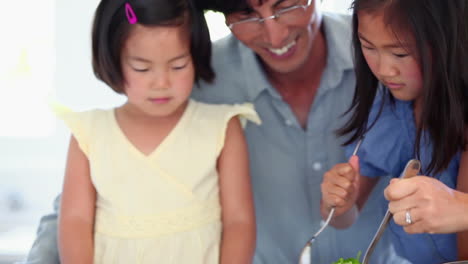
[0,0,352,263]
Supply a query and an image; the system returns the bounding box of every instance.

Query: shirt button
[313,162,322,171]
[285,119,293,126]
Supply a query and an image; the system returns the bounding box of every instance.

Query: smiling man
[26,0,405,263]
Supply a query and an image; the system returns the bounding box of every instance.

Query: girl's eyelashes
[360,44,409,58]
[128,62,150,72]
[390,48,411,58]
[130,65,188,72]
[393,53,409,58]
[361,45,375,51]
[132,68,149,72]
[172,63,188,70]
[171,57,191,70]
[127,55,190,72]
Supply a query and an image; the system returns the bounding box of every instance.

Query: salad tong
[361,159,421,264]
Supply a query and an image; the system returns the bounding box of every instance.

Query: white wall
[0,0,124,261]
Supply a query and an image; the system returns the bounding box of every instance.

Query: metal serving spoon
[298,139,363,264]
[361,159,421,264]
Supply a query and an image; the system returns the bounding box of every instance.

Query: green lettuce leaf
[332,251,362,264]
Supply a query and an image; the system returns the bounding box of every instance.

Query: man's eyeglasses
[226,0,313,35]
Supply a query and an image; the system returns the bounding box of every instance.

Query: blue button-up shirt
[346,88,459,263]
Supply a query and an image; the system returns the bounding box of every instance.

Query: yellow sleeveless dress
[55,100,260,264]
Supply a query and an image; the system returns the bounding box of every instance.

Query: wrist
[330,204,359,229]
[455,190,468,231]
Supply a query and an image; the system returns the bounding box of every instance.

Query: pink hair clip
[125,3,138,24]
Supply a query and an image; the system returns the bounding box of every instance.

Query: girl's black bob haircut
[91,0,214,93]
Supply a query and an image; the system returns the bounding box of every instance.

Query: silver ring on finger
[405,209,413,225]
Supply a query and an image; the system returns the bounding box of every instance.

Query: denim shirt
[346,88,459,263]
[26,12,404,264]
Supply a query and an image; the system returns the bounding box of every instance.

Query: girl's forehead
[358,11,392,37]
[123,24,190,56]
[126,24,189,43]
[358,10,413,46]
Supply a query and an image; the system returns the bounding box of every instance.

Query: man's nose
[262,18,289,48]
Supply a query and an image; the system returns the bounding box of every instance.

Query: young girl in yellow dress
[56,0,260,263]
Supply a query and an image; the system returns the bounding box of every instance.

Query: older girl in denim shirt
[320,0,468,263]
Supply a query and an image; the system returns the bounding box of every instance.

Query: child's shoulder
[191,100,249,111]
[190,100,261,126]
[52,103,116,129]
[52,103,113,118]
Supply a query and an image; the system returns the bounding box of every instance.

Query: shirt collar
[238,42,273,101]
[322,12,354,72]
[320,12,354,93]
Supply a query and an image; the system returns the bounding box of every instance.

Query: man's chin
[262,59,306,75]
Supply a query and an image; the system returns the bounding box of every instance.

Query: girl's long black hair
[339,0,468,174]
